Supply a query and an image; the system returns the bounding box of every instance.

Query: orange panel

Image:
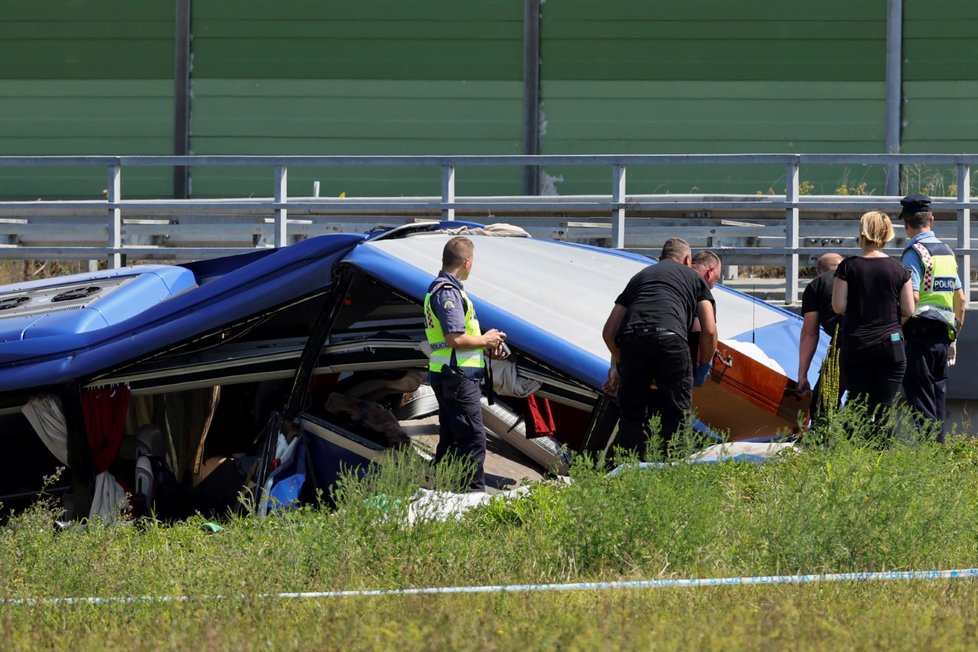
[692,342,809,440]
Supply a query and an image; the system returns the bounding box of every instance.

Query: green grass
[5,583,978,650]
[2,404,978,650]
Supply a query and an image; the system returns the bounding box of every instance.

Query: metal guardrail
[0,153,975,304]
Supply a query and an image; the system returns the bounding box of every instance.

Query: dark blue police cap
[900,193,932,214]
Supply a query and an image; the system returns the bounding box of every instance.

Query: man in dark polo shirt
[602,238,717,459]
[797,252,845,426]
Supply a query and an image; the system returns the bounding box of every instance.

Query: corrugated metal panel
[903,0,978,82]
[539,0,889,195]
[901,1,978,193]
[1,1,976,202]
[543,1,883,81]
[189,1,524,197]
[190,79,522,197]
[0,2,173,199]
[0,2,172,80]
[192,2,520,80]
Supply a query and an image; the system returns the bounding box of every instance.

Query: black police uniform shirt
[614,258,714,341]
[801,270,842,339]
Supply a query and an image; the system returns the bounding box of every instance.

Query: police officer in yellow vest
[424,236,507,491]
[900,194,967,439]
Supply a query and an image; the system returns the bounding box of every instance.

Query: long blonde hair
[859,211,895,248]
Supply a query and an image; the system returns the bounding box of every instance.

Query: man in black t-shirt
[602,238,717,459]
[797,252,846,426]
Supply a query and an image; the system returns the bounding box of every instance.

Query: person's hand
[488,340,510,360]
[603,365,620,395]
[483,329,506,350]
[948,341,957,367]
[693,361,711,388]
[796,378,811,395]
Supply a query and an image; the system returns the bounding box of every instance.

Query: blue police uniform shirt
[903,231,962,292]
[429,271,467,335]
[428,271,485,379]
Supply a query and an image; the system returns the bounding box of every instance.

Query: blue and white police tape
[5,567,978,606]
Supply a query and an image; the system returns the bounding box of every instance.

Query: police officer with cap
[423,235,507,491]
[900,193,967,438]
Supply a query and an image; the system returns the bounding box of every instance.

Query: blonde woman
[832,211,914,420]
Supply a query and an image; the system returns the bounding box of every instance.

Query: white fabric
[688,441,797,462]
[89,471,128,521]
[488,357,541,398]
[21,395,69,465]
[407,487,529,525]
[948,341,957,366]
[719,340,787,376]
[442,223,531,238]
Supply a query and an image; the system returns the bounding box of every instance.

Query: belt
[624,326,677,336]
[431,367,485,381]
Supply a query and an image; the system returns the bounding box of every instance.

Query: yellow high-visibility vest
[905,240,958,339]
[423,283,484,372]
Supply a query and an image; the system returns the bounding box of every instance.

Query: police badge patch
[442,299,455,311]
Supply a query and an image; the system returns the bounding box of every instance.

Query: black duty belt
[624,326,677,337]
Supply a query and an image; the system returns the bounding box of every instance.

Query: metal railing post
[785,158,801,305]
[173,0,192,198]
[611,164,626,249]
[957,163,971,295]
[274,166,288,247]
[107,164,122,269]
[522,0,542,195]
[884,0,903,195]
[441,164,455,221]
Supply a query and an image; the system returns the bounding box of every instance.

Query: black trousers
[903,318,951,440]
[842,336,906,422]
[431,373,486,491]
[616,329,692,459]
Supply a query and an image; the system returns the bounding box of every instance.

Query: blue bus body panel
[0,228,825,420]
[343,235,827,392]
[0,234,366,393]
